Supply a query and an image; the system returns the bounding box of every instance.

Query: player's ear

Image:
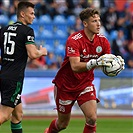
[20,11,25,18]
[83,20,88,27]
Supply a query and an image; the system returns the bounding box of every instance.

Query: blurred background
[0,0,133,117]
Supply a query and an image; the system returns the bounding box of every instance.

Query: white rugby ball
[102,57,123,77]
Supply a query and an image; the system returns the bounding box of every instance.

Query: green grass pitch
[0,117,133,133]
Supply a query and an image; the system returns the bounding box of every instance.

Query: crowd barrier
[22,69,133,116]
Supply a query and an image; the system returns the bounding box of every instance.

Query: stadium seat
[32,17,38,25]
[44,44,54,52]
[38,15,54,32]
[39,14,52,25]
[67,15,76,26]
[53,24,68,32]
[53,15,68,32]
[54,44,65,56]
[40,30,53,39]
[44,39,55,46]
[54,38,66,46]
[30,24,40,32]
[0,15,9,26]
[109,30,118,42]
[41,24,54,31]
[10,14,17,22]
[54,30,68,39]
[53,15,66,24]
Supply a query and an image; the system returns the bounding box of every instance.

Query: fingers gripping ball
[96,54,116,67]
[102,56,125,77]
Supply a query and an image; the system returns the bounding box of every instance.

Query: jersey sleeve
[66,38,80,57]
[25,28,35,45]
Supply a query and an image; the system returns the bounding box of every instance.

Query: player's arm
[26,44,47,59]
[69,54,115,73]
[69,56,88,72]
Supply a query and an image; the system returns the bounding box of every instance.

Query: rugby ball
[102,57,123,77]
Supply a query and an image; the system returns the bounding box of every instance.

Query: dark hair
[16,1,35,17]
[79,8,100,22]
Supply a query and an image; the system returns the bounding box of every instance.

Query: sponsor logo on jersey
[96,46,102,53]
[67,46,75,54]
[27,36,34,42]
[80,54,98,59]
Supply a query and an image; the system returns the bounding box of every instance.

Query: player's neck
[84,30,95,41]
[17,18,27,25]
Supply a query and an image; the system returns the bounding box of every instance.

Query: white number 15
[4,32,16,55]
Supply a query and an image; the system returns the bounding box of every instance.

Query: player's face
[84,14,101,34]
[24,7,35,25]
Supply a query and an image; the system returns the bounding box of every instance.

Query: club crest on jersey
[27,36,34,42]
[96,46,102,53]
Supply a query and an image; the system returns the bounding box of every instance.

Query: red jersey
[52,30,111,92]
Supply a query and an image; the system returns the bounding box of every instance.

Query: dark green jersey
[0,22,35,80]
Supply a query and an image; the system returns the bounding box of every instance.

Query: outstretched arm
[26,44,47,59]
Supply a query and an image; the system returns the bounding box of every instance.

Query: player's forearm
[28,49,46,59]
[71,62,89,73]
[26,44,47,59]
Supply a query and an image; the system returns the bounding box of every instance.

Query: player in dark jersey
[0,2,47,133]
[44,8,124,133]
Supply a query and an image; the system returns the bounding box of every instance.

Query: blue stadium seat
[30,24,40,32]
[54,30,68,39]
[53,24,68,32]
[54,38,66,46]
[10,14,17,22]
[40,30,53,39]
[44,44,54,52]
[109,30,118,42]
[67,15,76,26]
[44,39,55,46]
[39,14,52,25]
[54,44,65,56]
[0,15,9,26]
[38,15,53,32]
[32,17,38,25]
[53,15,66,24]
[33,29,40,38]
[53,15,68,32]
[41,24,54,31]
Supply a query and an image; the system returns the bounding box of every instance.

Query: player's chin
[28,22,32,25]
[95,31,100,34]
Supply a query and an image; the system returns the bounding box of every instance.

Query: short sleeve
[66,38,80,57]
[25,28,35,45]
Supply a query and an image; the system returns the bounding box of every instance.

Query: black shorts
[1,79,23,108]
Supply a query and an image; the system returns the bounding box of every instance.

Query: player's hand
[117,55,125,70]
[86,54,115,70]
[96,54,115,67]
[39,45,47,56]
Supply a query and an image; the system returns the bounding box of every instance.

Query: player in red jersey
[44,8,124,133]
